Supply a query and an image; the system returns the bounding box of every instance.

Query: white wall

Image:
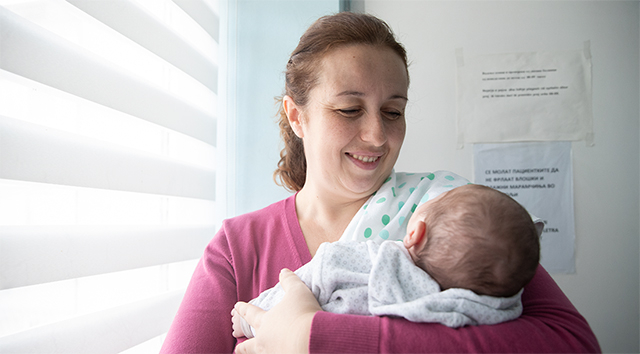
[364,1,639,352]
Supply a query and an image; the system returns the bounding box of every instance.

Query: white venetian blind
[0,0,220,352]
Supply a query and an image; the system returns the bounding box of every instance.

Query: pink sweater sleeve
[310,265,601,353]
[160,226,238,354]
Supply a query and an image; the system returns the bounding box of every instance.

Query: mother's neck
[295,187,369,256]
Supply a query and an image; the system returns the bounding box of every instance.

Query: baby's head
[403,184,540,297]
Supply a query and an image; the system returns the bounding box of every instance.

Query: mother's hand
[234,268,322,354]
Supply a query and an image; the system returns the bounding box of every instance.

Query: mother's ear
[283,95,304,138]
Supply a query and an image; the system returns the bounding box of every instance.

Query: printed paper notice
[456,43,593,148]
[473,142,575,273]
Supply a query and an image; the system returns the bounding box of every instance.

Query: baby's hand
[231,308,247,338]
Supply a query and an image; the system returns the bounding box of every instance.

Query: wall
[226,0,338,217]
[364,1,639,352]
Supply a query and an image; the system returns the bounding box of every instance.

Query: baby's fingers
[231,309,246,338]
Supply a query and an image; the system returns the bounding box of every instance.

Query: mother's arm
[310,265,601,353]
[160,228,238,354]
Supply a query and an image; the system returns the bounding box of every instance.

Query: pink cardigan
[161,195,601,353]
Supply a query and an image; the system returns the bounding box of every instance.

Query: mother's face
[286,44,409,200]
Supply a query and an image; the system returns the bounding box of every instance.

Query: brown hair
[417,184,540,297]
[273,12,409,192]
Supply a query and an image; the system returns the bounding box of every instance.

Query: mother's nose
[359,112,387,147]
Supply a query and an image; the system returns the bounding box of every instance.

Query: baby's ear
[403,220,426,249]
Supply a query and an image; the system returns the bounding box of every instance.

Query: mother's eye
[337,109,361,117]
[383,110,403,120]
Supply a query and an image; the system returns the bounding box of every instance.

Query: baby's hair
[416,184,540,297]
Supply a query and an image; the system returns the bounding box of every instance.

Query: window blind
[0,0,220,353]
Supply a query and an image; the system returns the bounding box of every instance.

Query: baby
[232,184,540,338]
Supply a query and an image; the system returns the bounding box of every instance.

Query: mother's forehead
[319,45,407,74]
[314,48,409,97]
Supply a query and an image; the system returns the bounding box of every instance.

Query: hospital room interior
[0,0,637,353]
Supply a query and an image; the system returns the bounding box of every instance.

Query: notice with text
[456,44,593,148]
[474,141,575,273]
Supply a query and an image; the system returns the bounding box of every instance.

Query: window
[0,0,220,352]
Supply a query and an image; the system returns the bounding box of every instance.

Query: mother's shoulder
[223,195,294,227]
[218,194,298,243]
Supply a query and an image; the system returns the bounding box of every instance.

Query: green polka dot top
[340,170,471,243]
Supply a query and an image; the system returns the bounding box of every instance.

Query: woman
[161,12,600,354]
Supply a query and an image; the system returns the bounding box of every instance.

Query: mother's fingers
[235,337,259,354]
[234,301,265,330]
[278,268,323,313]
[278,268,314,298]
[278,268,302,289]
